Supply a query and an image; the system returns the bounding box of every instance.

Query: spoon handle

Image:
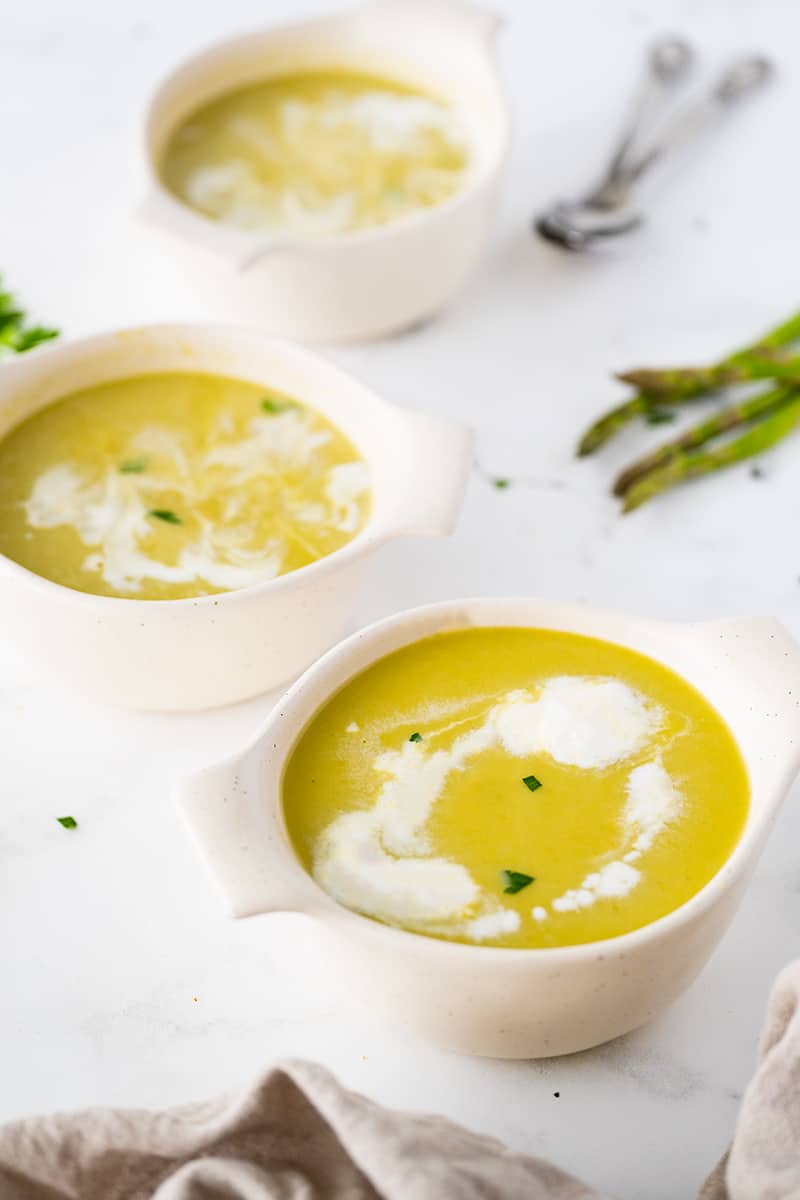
[614,55,773,187]
[588,36,693,209]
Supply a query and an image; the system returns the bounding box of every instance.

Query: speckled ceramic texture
[139,0,510,342]
[0,327,472,710]
[178,596,800,1057]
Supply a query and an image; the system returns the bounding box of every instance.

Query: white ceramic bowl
[178,596,800,1058]
[0,327,471,711]
[139,0,509,342]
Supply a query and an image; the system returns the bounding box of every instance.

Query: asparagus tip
[619,486,649,514]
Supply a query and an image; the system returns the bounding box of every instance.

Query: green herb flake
[409,732,423,743]
[57,816,78,830]
[12,326,59,353]
[522,774,542,792]
[493,477,511,490]
[149,509,182,525]
[0,277,58,356]
[644,407,676,426]
[0,307,23,335]
[503,869,535,895]
[261,397,295,415]
[119,459,147,474]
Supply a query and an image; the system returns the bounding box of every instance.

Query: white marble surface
[2,1,800,1196]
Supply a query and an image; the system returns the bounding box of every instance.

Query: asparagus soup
[282,627,749,949]
[160,69,469,235]
[0,372,370,600]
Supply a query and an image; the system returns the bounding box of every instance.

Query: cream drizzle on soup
[0,372,370,600]
[160,69,469,236]
[282,628,749,949]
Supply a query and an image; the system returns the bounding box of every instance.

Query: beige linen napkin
[0,1058,595,1200]
[1,962,799,1200]
[700,960,800,1200]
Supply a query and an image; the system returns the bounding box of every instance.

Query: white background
[2,1,800,1196]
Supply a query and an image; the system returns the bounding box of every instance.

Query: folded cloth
[700,959,800,1200]
[1,961,798,1200]
[0,1058,595,1200]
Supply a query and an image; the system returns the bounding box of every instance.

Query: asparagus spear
[578,308,800,455]
[618,310,800,395]
[579,356,800,458]
[577,394,650,456]
[621,393,800,512]
[617,353,800,398]
[613,385,795,498]
[578,360,800,456]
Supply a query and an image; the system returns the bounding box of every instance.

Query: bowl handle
[701,615,800,715]
[385,409,473,537]
[176,755,312,919]
[686,615,800,787]
[136,191,304,271]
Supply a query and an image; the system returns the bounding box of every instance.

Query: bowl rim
[0,321,411,612]
[140,11,512,255]
[263,594,762,964]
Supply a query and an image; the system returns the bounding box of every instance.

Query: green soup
[283,627,749,949]
[0,371,370,600]
[161,69,469,235]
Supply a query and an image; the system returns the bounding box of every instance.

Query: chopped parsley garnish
[261,397,294,415]
[119,458,147,474]
[409,732,423,743]
[0,305,22,336]
[493,477,511,490]
[149,509,182,525]
[522,774,542,792]
[0,278,58,356]
[57,816,78,830]
[12,326,58,352]
[644,407,676,426]
[503,870,534,894]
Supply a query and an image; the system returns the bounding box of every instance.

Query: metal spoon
[586,37,694,207]
[535,36,693,249]
[535,49,773,251]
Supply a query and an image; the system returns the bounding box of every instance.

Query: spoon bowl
[535,205,643,250]
[534,43,772,251]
